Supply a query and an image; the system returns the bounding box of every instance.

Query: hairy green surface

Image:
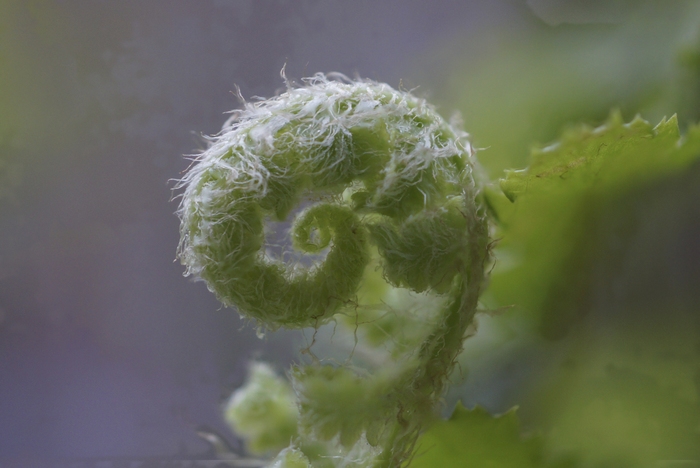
[177,74,479,332]
[178,75,490,467]
[291,365,395,448]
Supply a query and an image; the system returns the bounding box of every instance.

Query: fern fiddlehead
[178,74,490,467]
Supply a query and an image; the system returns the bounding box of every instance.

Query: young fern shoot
[177,73,490,467]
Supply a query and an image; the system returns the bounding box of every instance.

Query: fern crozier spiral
[177,74,482,332]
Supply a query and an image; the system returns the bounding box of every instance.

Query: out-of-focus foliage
[0,0,85,203]
[492,113,700,337]
[409,403,548,468]
[488,114,700,466]
[0,0,106,147]
[224,362,299,455]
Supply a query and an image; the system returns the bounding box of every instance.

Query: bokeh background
[2,0,700,465]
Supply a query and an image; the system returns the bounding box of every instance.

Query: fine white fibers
[176,73,478,327]
[177,73,491,468]
[179,72,472,209]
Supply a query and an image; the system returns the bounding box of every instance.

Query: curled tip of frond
[180,72,492,468]
[177,72,483,331]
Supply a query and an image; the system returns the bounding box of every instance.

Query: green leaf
[408,403,545,468]
[487,113,700,338]
[500,112,696,202]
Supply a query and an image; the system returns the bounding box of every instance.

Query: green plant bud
[224,363,299,455]
[177,74,480,331]
[178,73,491,467]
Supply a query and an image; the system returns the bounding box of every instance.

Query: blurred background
[1,0,700,465]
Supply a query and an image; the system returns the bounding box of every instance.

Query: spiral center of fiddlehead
[177,73,490,467]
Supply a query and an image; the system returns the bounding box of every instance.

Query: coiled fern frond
[178,73,490,467]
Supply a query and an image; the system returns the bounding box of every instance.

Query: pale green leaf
[487,113,700,338]
[408,403,546,468]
